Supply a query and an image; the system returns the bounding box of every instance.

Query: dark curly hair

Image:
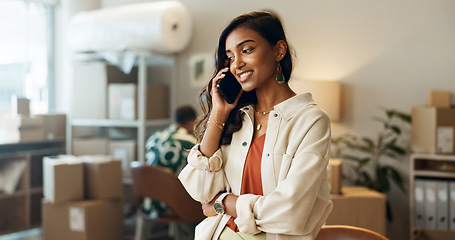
[194,11,294,145]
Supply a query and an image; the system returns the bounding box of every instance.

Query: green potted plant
[331,108,411,219]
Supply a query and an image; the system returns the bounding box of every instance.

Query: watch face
[214,202,224,214]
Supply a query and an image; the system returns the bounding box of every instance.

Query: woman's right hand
[210,67,243,120]
[199,68,242,157]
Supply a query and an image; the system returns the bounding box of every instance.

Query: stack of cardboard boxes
[0,97,66,144]
[42,155,123,240]
[72,138,137,178]
[0,114,45,143]
[412,90,455,155]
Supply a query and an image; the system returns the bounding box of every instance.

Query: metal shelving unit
[66,52,177,163]
[409,153,455,238]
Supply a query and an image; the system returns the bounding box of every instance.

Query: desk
[326,186,386,235]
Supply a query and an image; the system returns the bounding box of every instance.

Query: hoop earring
[276,64,285,84]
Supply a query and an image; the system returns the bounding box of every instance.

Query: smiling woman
[0,0,55,114]
[178,11,333,240]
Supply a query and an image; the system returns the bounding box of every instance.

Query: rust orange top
[227,134,265,232]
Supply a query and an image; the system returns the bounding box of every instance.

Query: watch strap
[216,192,229,203]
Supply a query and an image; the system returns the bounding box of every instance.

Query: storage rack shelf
[0,140,65,235]
[409,153,455,238]
[67,51,177,164]
[414,171,455,179]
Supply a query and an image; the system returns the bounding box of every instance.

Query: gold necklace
[254,107,273,115]
[255,115,269,131]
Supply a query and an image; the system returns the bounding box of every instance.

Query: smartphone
[216,70,242,104]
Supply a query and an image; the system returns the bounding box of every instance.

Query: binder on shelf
[414,179,426,228]
[436,180,449,230]
[450,181,455,230]
[424,180,437,229]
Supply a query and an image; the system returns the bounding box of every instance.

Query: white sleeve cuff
[234,194,261,234]
[187,144,223,172]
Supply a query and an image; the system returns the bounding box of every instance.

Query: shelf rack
[66,51,177,163]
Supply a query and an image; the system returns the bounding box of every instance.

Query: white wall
[99,0,455,133]
[56,1,455,239]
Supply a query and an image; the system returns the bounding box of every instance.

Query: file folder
[414,179,426,228]
[450,181,455,230]
[424,180,437,229]
[436,180,449,230]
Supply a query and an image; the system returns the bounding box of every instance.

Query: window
[0,0,55,115]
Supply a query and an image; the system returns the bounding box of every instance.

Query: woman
[179,11,332,240]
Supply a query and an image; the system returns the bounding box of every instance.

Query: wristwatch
[213,192,230,215]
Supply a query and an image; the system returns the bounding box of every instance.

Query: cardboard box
[0,114,43,129]
[108,84,169,120]
[412,106,455,154]
[80,156,123,200]
[37,113,66,140]
[72,62,138,118]
[72,62,107,119]
[42,199,123,240]
[71,126,99,138]
[147,84,169,119]
[43,155,84,203]
[427,90,451,108]
[0,115,44,143]
[327,158,342,194]
[106,65,138,84]
[108,83,136,120]
[109,140,137,177]
[11,96,30,115]
[0,128,45,143]
[72,138,109,156]
[327,187,386,235]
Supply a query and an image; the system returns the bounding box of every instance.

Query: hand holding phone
[216,69,242,104]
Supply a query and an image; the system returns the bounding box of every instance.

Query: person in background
[143,105,197,239]
[145,105,197,175]
[178,11,332,240]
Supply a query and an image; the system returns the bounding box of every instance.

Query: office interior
[1,0,455,240]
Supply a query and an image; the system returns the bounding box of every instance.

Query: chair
[130,161,205,240]
[316,225,389,240]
